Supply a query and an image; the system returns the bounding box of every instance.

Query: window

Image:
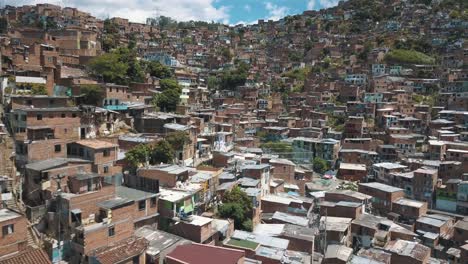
[103,149,110,157]
[108,226,115,237]
[150,197,157,207]
[54,145,61,153]
[61,113,66,118]
[72,113,77,118]
[138,200,146,211]
[37,114,42,120]
[21,115,26,121]
[2,224,14,237]
[132,256,140,264]
[103,166,109,173]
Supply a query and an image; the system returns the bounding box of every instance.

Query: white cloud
[10,0,230,23]
[264,2,289,21]
[306,0,340,10]
[244,4,251,12]
[231,19,258,26]
[319,0,340,8]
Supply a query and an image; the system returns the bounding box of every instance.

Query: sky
[6,0,341,25]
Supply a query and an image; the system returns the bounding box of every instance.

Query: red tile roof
[0,247,51,264]
[166,243,244,264]
[91,236,148,264]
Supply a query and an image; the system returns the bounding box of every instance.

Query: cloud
[306,0,340,10]
[244,4,251,12]
[264,2,290,21]
[319,0,340,8]
[9,0,230,23]
[231,19,258,26]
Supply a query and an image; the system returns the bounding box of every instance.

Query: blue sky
[214,0,339,25]
[12,0,340,24]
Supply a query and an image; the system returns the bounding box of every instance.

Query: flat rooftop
[159,188,193,203]
[272,211,308,227]
[359,182,403,193]
[75,139,118,149]
[339,163,366,171]
[232,230,289,250]
[393,198,426,208]
[0,208,22,222]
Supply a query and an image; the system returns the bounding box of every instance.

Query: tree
[242,219,253,232]
[115,47,145,83]
[207,76,219,91]
[152,141,174,164]
[88,52,128,84]
[218,203,245,229]
[159,79,181,92]
[125,144,152,168]
[80,84,103,105]
[88,47,146,84]
[384,49,435,65]
[222,186,253,213]
[166,131,191,151]
[145,61,173,79]
[153,88,181,112]
[313,157,330,174]
[219,61,250,90]
[102,19,120,51]
[152,78,182,112]
[218,187,254,231]
[218,47,232,62]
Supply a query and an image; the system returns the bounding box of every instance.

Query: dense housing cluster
[0,0,466,263]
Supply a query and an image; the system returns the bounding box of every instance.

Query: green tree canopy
[384,49,435,65]
[152,78,182,112]
[218,203,245,229]
[312,157,330,174]
[218,186,254,231]
[159,79,181,92]
[125,144,153,168]
[88,52,128,84]
[153,88,181,112]
[145,61,173,79]
[152,141,174,164]
[166,131,191,151]
[88,47,146,84]
[219,61,250,90]
[222,186,253,213]
[102,19,120,52]
[80,84,103,105]
[125,138,185,170]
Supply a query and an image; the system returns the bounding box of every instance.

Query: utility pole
[53,174,65,264]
